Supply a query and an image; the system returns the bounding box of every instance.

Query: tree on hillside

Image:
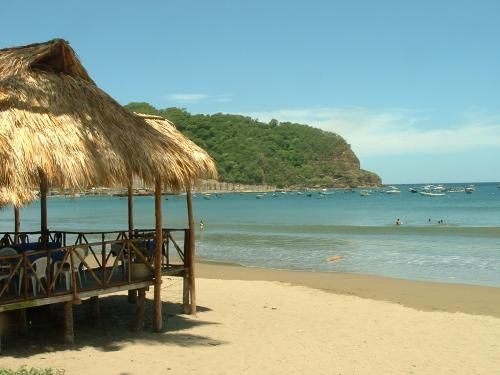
[124,103,381,188]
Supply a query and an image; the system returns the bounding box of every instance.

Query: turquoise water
[1,183,500,287]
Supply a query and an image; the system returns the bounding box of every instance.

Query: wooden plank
[0,281,153,313]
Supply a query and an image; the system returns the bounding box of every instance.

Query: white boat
[385,186,401,194]
[256,194,265,199]
[448,187,465,193]
[465,185,475,193]
[359,190,371,196]
[420,191,446,197]
[432,185,446,192]
[409,187,418,193]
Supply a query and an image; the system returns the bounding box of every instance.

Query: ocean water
[1,182,500,287]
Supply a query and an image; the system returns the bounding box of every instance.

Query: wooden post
[153,177,163,332]
[186,188,197,315]
[127,181,137,304]
[135,287,146,330]
[18,309,28,335]
[89,296,100,320]
[14,207,20,244]
[39,171,49,245]
[64,301,74,344]
[182,261,190,313]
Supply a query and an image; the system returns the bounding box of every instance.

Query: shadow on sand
[1,294,224,357]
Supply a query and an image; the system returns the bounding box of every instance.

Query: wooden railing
[0,228,189,305]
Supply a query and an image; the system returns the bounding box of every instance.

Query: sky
[2,0,500,184]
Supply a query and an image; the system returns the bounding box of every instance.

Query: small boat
[409,187,418,193]
[433,185,446,192]
[465,185,475,194]
[203,194,211,200]
[256,194,265,199]
[420,191,446,197]
[359,190,371,196]
[385,186,401,194]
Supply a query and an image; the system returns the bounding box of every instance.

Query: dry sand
[2,263,500,374]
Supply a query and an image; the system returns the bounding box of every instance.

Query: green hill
[125,102,381,188]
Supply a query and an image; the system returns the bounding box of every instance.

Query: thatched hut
[0,39,214,193]
[0,39,216,344]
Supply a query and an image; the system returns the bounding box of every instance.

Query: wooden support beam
[182,272,190,314]
[17,309,28,335]
[40,171,48,233]
[127,180,134,239]
[153,177,163,332]
[128,289,137,303]
[89,296,100,320]
[186,188,197,315]
[14,207,20,244]
[127,181,138,304]
[135,288,146,331]
[63,301,74,344]
[39,171,48,245]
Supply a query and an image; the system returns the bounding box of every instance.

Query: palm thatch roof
[0,39,216,206]
[136,113,217,182]
[0,187,37,208]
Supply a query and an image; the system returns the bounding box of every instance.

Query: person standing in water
[199,220,204,239]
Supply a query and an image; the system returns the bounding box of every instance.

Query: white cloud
[162,93,233,105]
[165,93,208,103]
[246,107,500,157]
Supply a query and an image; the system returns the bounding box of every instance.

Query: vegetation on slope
[125,102,381,188]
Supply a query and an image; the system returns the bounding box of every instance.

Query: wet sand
[197,261,500,318]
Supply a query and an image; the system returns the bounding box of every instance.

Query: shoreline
[196,260,500,318]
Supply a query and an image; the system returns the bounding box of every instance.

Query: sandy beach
[2,263,500,374]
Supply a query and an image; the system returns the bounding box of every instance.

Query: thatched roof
[136,113,217,182]
[0,187,37,208]
[0,39,216,206]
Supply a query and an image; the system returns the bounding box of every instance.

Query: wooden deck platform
[0,229,192,313]
[0,265,186,313]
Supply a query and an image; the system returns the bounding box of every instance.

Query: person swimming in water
[396,218,402,225]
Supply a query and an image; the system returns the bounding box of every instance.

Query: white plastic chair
[0,247,18,292]
[18,257,47,297]
[53,246,88,291]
